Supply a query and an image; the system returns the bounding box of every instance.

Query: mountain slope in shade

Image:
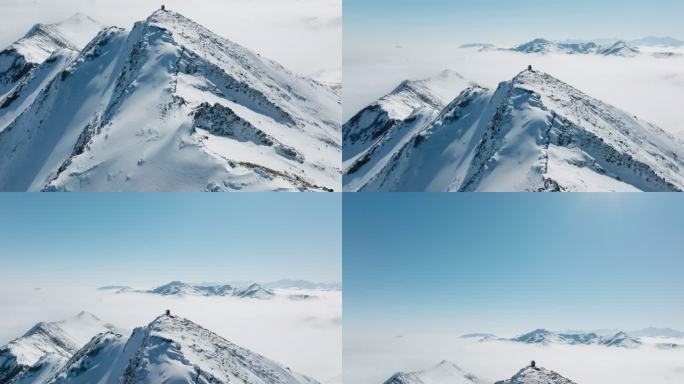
[495,365,577,384]
[0,9,340,192]
[47,314,320,384]
[342,70,477,191]
[383,361,485,384]
[0,312,114,384]
[344,69,684,192]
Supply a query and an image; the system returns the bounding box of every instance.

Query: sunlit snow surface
[0,286,341,383]
[343,69,684,191]
[0,10,341,191]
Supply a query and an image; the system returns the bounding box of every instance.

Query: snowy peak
[598,331,641,348]
[0,9,340,192]
[513,329,567,345]
[384,360,484,384]
[0,312,113,384]
[344,68,684,191]
[51,314,320,384]
[596,40,639,57]
[233,283,276,299]
[495,364,577,384]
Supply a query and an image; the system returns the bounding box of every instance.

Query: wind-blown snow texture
[1,314,321,384]
[383,361,484,384]
[0,10,340,191]
[343,69,684,191]
[0,312,114,384]
[495,365,577,384]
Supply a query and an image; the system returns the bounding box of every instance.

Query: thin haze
[0,0,341,78]
[343,193,684,335]
[0,193,341,287]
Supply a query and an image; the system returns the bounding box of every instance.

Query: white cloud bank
[344,330,684,384]
[0,0,340,78]
[343,42,684,137]
[0,284,341,382]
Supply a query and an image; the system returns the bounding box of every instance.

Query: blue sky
[0,193,341,287]
[344,193,684,334]
[344,0,684,45]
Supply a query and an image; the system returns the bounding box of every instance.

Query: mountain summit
[48,313,320,384]
[0,9,340,191]
[343,68,684,191]
[495,364,577,384]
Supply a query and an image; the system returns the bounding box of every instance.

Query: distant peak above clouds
[459,36,684,58]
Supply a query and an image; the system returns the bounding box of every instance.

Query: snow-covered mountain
[597,331,641,348]
[233,283,276,299]
[343,68,684,191]
[0,14,102,98]
[510,38,599,55]
[0,312,114,384]
[0,9,340,192]
[467,37,684,57]
[7,313,320,384]
[510,329,645,348]
[383,360,485,384]
[143,281,274,299]
[342,69,477,190]
[495,364,577,384]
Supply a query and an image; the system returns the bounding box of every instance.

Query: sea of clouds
[344,329,684,384]
[343,42,684,137]
[0,283,341,382]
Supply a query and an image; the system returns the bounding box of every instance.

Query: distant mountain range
[98,279,341,300]
[460,327,684,349]
[459,36,684,57]
[0,312,320,384]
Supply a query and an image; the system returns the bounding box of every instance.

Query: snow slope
[0,14,102,133]
[342,69,476,191]
[495,365,577,384]
[343,69,684,191]
[383,361,485,384]
[0,312,114,384]
[47,314,321,384]
[0,9,340,191]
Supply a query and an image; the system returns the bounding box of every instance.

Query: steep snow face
[344,69,684,191]
[495,365,577,384]
[0,9,340,192]
[342,70,476,190]
[0,14,102,97]
[49,315,320,384]
[383,361,484,384]
[0,312,113,384]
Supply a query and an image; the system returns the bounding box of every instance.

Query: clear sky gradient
[0,193,341,287]
[343,193,684,334]
[344,0,684,45]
